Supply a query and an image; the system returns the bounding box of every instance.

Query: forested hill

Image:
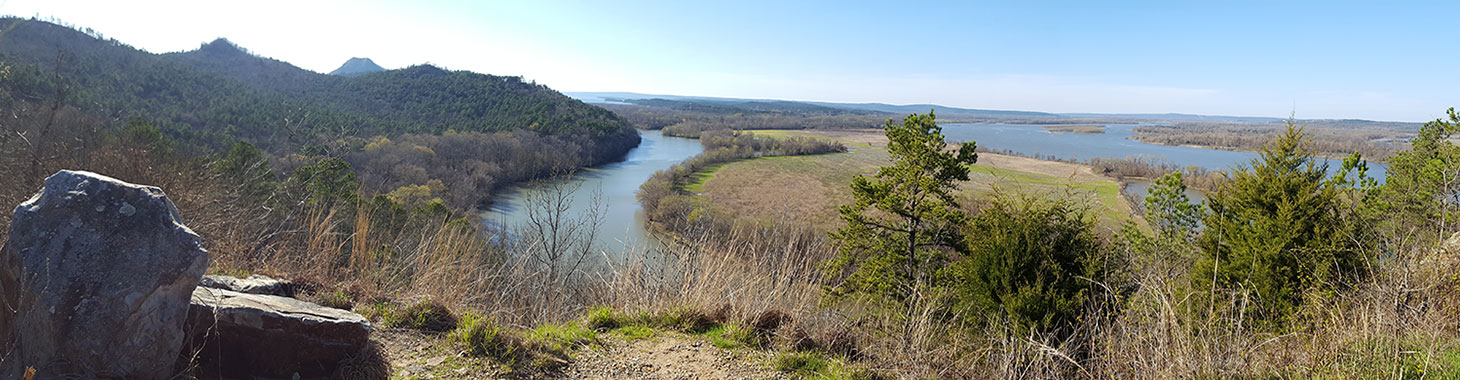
[0,17,640,210]
[0,18,639,160]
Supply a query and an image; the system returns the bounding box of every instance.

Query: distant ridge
[328,57,386,76]
[566,91,1419,125]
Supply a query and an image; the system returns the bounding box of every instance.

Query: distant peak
[196,38,247,55]
[329,57,386,77]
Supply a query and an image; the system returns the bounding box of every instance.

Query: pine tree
[1373,108,1460,244]
[1193,121,1363,326]
[824,111,977,308]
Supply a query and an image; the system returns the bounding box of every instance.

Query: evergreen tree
[824,111,977,308]
[951,195,1102,336]
[1118,171,1207,279]
[1372,108,1460,244]
[1192,121,1363,326]
[216,141,277,201]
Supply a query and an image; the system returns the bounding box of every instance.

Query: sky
[1,0,1454,122]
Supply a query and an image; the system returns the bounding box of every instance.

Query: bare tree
[510,171,605,311]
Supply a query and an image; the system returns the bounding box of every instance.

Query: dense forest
[0,17,639,209]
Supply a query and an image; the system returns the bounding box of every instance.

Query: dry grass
[4,107,1455,379]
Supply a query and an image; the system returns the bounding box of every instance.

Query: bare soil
[563,334,785,380]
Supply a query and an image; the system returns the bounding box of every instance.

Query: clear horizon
[3,0,1454,122]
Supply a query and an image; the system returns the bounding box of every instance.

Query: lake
[480,130,703,258]
[940,123,1389,201]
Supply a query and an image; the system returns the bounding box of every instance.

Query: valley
[0,6,1452,379]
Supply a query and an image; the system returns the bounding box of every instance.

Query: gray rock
[199,274,298,297]
[185,287,372,378]
[0,170,210,379]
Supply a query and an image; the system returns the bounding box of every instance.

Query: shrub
[948,194,1102,337]
[585,305,621,330]
[452,313,522,360]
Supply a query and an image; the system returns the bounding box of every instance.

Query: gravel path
[562,334,787,380]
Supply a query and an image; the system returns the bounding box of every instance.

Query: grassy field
[694,129,1135,231]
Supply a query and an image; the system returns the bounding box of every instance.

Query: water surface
[481,130,703,258]
[940,123,1388,200]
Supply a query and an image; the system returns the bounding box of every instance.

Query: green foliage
[116,118,175,155]
[772,352,885,380]
[948,195,1102,336]
[585,306,622,330]
[1193,121,1365,326]
[614,325,654,340]
[1117,171,1207,279]
[774,352,829,377]
[824,111,978,308]
[376,299,459,333]
[1144,171,1205,237]
[1372,107,1460,244]
[452,313,521,360]
[699,323,765,349]
[529,322,599,353]
[284,157,359,208]
[216,141,276,200]
[0,18,637,153]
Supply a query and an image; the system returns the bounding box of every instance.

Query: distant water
[480,130,703,259]
[939,123,1388,201]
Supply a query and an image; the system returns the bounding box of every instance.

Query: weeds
[372,299,458,333]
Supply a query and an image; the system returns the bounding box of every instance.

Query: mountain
[0,18,638,158]
[328,57,385,77]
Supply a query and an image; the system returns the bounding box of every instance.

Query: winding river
[482,124,1388,257]
[480,130,702,257]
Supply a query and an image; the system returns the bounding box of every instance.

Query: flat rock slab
[0,170,209,379]
[186,287,372,379]
[199,274,298,297]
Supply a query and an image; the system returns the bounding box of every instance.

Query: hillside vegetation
[0,17,638,209]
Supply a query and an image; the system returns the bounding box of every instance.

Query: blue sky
[2,0,1453,121]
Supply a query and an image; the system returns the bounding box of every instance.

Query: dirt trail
[563,334,786,380]
[379,328,785,379]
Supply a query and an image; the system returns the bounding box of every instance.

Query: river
[483,124,1385,257]
[479,130,703,258]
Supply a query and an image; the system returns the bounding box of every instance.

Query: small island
[1042,124,1106,134]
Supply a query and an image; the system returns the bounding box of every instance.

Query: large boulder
[0,170,210,379]
[185,287,373,378]
[199,274,298,297]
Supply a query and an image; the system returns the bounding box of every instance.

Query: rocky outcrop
[186,287,372,378]
[199,274,298,297]
[0,170,210,379]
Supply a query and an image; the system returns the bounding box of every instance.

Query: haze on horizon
[4,0,1453,122]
